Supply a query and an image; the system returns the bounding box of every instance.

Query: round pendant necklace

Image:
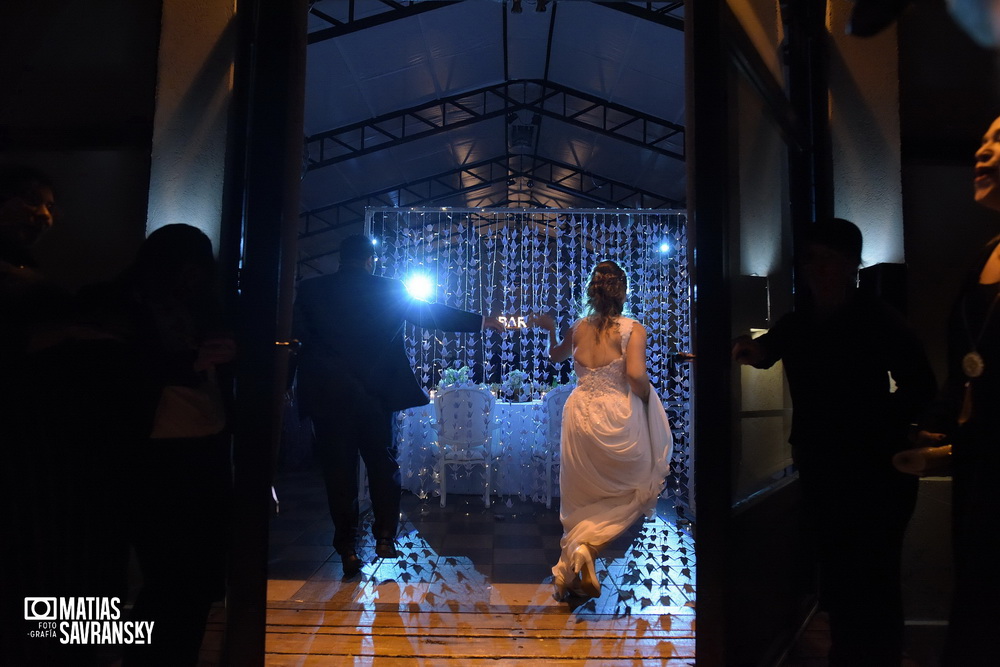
[963,350,986,378]
[962,286,1000,378]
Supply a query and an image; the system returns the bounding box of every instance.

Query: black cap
[803,218,863,266]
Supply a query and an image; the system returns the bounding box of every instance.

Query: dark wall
[899,2,1000,162]
[899,1,1000,381]
[0,0,162,290]
[904,163,998,379]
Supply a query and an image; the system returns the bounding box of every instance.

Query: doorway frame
[686,2,831,665]
[220,0,308,664]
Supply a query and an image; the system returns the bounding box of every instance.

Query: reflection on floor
[265,469,696,664]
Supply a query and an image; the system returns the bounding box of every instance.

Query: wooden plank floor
[262,470,696,665]
[266,607,694,664]
[196,475,953,666]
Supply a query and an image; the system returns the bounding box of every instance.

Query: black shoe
[341,552,363,578]
[375,538,399,559]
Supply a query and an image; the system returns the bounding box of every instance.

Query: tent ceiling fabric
[301,0,686,273]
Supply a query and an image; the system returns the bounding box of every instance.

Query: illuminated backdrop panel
[367,207,691,515]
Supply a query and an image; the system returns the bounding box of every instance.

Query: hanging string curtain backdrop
[366,207,692,516]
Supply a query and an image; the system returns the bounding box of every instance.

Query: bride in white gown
[533,260,673,600]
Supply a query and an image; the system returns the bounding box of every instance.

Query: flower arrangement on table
[499,369,534,403]
[437,365,475,390]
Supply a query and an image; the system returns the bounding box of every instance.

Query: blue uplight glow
[404,274,433,301]
[659,242,671,254]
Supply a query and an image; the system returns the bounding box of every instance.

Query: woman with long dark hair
[83,224,235,666]
[533,260,672,601]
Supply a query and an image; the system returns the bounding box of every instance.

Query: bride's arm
[531,313,573,363]
[625,323,651,402]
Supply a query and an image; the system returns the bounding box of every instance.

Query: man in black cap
[732,218,937,666]
[293,234,503,576]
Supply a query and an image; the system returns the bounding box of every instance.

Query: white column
[146,0,236,249]
[828,4,904,265]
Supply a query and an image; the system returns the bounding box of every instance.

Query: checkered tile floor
[267,468,696,616]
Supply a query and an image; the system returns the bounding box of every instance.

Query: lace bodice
[573,317,634,398]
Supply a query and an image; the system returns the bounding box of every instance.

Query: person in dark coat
[0,167,149,666]
[0,165,63,368]
[293,234,502,575]
[733,218,937,667]
[80,224,234,667]
[917,114,1000,666]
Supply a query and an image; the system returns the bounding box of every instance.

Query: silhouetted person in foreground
[916,115,1000,666]
[83,224,235,667]
[733,218,936,666]
[0,167,148,666]
[0,165,63,368]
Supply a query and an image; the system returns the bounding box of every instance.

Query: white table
[395,398,551,501]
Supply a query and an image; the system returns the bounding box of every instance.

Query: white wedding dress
[552,316,673,591]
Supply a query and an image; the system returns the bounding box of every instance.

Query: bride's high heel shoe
[552,575,570,602]
[571,544,600,597]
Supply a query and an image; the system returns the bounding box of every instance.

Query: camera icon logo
[24,598,57,621]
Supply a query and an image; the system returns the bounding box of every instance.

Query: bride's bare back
[531,310,649,401]
[572,318,626,368]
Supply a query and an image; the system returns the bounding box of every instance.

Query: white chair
[432,385,497,508]
[535,383,574,509]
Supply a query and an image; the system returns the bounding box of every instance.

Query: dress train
[551,318,672,599]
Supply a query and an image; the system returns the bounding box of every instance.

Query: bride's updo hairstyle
[585,260,627,337]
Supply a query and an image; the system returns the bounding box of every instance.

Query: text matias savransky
[24,597,154,645]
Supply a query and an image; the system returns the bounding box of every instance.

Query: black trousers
[797,458,917,667]
[941,424,1000,667]
[123,433,231,667]
[310,396,400,553]
[0,339,148,666]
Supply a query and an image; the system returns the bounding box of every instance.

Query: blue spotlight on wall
[405,273,433,301]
